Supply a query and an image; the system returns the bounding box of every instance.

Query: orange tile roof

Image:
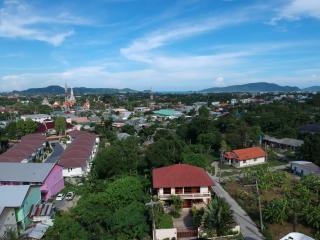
[225,147,266,161]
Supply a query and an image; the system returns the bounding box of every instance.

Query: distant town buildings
[21,114,51,123]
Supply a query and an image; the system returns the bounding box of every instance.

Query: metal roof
[0,163,55,182]
[264,135,304,147]
[0,185,30,208]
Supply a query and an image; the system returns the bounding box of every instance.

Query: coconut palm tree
[201,197,234,237]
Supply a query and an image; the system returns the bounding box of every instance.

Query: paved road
[45,142,64,163]
[211,176,264,240]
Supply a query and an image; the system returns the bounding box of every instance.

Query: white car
[55,193,65,201]
[65,192,75,201]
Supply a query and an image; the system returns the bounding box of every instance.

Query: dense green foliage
[45,176,149,240]
[54,117,67,135]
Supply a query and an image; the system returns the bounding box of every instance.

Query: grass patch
[156,213,173,229]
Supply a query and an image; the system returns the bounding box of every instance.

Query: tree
[15,119,37,137]
[182,152,208,168]
[4,122,16,139]
[146,137,187,168]
[44,214,89,240]
[93,138,144,179]
[198,106,209,118]
[300,134,320,165]
[197,132,222,153]
[24,118,38,134]
[201,197,234,237]
[121,124,135,135]
[170,195,183,218]
[55,117,67,135]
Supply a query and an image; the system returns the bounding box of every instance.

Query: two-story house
[153,164,214,208]
[59,131,99,177]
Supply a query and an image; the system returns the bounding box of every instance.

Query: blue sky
[0,0,320,91]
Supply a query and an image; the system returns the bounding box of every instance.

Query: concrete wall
[155,228,177,240]
[63,167,84,177]
[0,208,17,238]
[233,157,266,168]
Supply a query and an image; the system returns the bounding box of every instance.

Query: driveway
[45,142,64,163]
[173,209,194,229]
[54,196,80,212]
[211,176,264,240]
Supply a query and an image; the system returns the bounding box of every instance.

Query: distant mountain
[200,82,300,93]
[12,85,65,95]
[10,85,138,95]
[303,86,320,92]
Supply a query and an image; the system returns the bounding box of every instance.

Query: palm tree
[201,197,234,237]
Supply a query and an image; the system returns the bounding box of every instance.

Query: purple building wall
[40,164,64,201]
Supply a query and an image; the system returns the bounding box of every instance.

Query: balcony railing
[159,192,211,199]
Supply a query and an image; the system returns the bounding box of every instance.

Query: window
[175,187,183,194]
[163,188,171,194]
[191,187,200,193]
[184,187,192,193]
[243,160,247,164]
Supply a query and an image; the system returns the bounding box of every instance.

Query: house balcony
[158,192,211,200]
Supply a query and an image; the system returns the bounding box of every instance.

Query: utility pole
[219,150,223,183]
[255,179,264,231]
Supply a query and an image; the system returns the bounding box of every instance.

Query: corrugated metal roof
[0,163,55,182]
[0,185,30,207]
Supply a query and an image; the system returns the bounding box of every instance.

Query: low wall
[155,228,177,240]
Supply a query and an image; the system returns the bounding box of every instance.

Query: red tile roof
[0,133,46,162]
[153,164,213,188]
[224,147,266,161]
[58,131,96,168]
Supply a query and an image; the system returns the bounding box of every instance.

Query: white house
[59,131,99,178]
[153,164,214,208]
[224,147,267,168]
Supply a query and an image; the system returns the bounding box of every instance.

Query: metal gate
[177,228,198,239]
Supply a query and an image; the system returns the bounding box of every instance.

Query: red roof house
[224,147,266,168]
[153,164,213,208]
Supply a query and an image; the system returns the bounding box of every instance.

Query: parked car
[65,192,75,201]
[55,193,64,201]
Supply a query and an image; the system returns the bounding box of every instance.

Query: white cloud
[215,76,225,86]
[0,0,90,45]
[120,12,250,63]
[270,0,320,24]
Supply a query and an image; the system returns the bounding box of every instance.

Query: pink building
[0,163,64,201]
